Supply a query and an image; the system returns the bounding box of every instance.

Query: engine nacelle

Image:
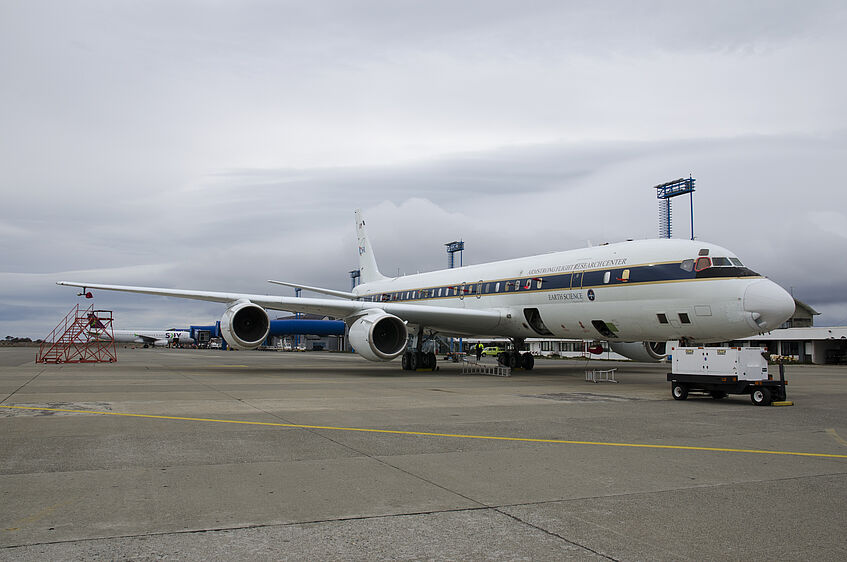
[609,341,668,362]
[348,311,408,362]
[220,300,270,350]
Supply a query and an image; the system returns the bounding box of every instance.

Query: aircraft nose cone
[743,280,795,332]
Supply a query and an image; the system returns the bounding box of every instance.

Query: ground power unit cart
[667,347,787,406]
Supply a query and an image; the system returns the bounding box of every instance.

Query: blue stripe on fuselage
[360,261,759,302]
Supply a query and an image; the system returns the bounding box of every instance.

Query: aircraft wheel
[508,352,521,369]
[409,352,420,371]
[751,387,772,406]
[425,352,436,369]
[401,352,410,371]
[521,353,535,370]
[497,353,507,366]
[672,383,688,400]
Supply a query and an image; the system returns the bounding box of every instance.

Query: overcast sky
[2,0,846,338]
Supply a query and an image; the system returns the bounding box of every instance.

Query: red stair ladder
[36,304,117,364]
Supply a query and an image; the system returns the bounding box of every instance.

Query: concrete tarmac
[1,347,845,560]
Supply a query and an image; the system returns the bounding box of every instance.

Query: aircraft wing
[56,282,502,334]
[267,280,358,299]
[134,334,159,345]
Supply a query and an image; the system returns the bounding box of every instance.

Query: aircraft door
[571,271,583,289]
[524,308,554,336]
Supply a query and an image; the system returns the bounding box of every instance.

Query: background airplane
[105,330,194,348]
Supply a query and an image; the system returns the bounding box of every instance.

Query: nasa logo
[587,289,595,301]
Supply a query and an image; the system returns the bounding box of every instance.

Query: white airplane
[59,209,794,370]
[105,330,194,347]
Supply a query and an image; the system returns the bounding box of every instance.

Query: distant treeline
[1,337,42,346]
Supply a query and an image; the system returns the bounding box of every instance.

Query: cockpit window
[680,259,694,272]
[693,254,760,278]
[694,257,711,272]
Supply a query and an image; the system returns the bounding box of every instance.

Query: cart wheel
[672,383,689,400]
[751,387,772,406]
[710,391,727,400]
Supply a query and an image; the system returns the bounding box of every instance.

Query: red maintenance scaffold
[36,304,117,364]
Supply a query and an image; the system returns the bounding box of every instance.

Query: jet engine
[609,341,668,362]
[220,300,270,350]
[347,311,408,362]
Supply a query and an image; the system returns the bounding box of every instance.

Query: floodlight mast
[444,240,465,357]
[654,175,695,240]
[445,240,464,268]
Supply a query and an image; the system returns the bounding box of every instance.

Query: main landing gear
[401,326,438,371]
[496,351,534,370]
[496,338,534,370]
[401,350,437,371]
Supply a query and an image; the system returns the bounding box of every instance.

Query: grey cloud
[1,2,845,337]
[4,132,847,337]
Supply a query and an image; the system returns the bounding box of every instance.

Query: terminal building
[525,299,847,365]
[733,325,847,365]
[730,300,847,364]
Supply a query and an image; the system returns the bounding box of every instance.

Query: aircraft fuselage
[352,238,792,343]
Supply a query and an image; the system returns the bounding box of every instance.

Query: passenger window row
[363,266,636,302]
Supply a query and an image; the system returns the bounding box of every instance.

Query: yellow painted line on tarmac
[2,404,847,460]
[4,499,74,532]
[826,428,847,447]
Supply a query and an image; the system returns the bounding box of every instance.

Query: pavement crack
[492,470,847,512]
[0,369,45,404]
[0,506,492,551]
[173,371,490,509]
[493,508,619,560]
